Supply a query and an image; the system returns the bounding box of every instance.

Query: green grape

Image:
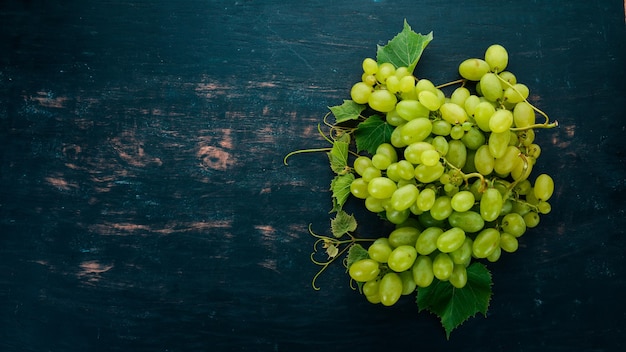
[353,156,373,176]
[368,238,393,263]
[432,119,452,136]
[446,140,467,169]
[372,153,392,170]
[390,184,419,211]
[415,78,437,94]
[443,183,459,196]
[510,155,532,181]
[526,143,541,159]
[474,101,496,132]
[479,73,503,102]
[514,179,532,195]
[418,90,442,111]
[420,149,441,166]
[534,174,555,201]
[362,73,378,86]
[415,226,443,255]
[363,279,381,304]
[399,75,416,93]
[350,82,373,104]
[386,162,401,182]
[349,259,381,282]
[464,95,482,116]
[418,211,446,228]
[469,178,485,201]
[388,226,421,248]
[440,102,468,124]
[414,162,445,183]
[499,232,519,253]
[400,117,433,145]
[462,149,477,174]
[431,136,449,156]
[448,210,485,233]
[404,141,434,164]
[449,264,468,289]
[412,255,435,287]
[362,166,382,182]
[474,145,495,175]
[379,272,403,306]
[387,245,418,272]
[480,188,503,222]
[503,83,529,103]
[390,124,406,148]
[396,160,415,180]
[437,227,466,253]
[399,270,417,295]
[368,89,397,112]
[367,177,397,199]
[461,127,486,150]
[494,146,521,175]
[395,66,410,78]
[523,211,540,228]
[430,196,453,221]
[433,252,454,281]
[450,87,471,106]
[488,131,510,159]
[375,143,397,162]
[472,228,501,258]
[450,125,465,140]
[350,177,369,199]
[517,128,535,146]
[449,237,473,266]
[395,99,430,121]
[538,201,552,214]
[362,57,378,75]
[489,109,513,133]
[416,187,436,211]
[526,187,539,205]
[498,71,517,85]
[386,208,410,225]
[458,58,491,81]
[385,110,406,127]
[513,101,536,128]
[365,196,386,213]
[484,44,508,72]
[450,191,476,212]
[376,62,396,83]
[487,246,501,262]
[500,213,527,237]
[386,75,401,94]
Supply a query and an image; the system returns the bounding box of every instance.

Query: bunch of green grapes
[347,45,556,307]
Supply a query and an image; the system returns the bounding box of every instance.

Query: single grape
[450,191,476,212]
[484,44,508,72]
[430,195,453,221]
[368,89,397,112]
[400,117,433,145]
[450,87,471,107]
[487,246,501,262]
[368,238,393,263]
[461,127,487,150]
[534,174,555,201]
[387,245,418,272]
[537,201,552,214]
[395,99,430,121]
[499,232,519,253]
[440,102,468,124]
[437,227,466,253]
[418,90,442,111]
[446,139,467,169]
[498,71,517,85]
[488,131,511,158]
[474,145,495,175]
[376,62,396,84]
[464,94,482,116]
[449,264,468,288]
[473,101,496,132]
[386,208,411,225]
[350,82,373,104]
[361,166,382,182]
[404,141,435,164]
[399,75,416,93]
[390,184,419,211]
[450,125,465,140]
[350,178,369,199]
[480,188,503,222]
[399,270,417,295]
[503,83,529,103]
[415,78,437,94]
[414,163,445,183]
[513,101,536,128]
[479,73,503,102]
[523,211,540,228]
[472,228,501,258]
[372,153,392,170]
[420,149,441,166]
[500,213,527,237]
[365,196,386,213]
[412,255,435,287]
[458,58,491,81]
[367,177,397,199]
[386,75,401,94]
[449,237,473,266]
[494,146,521,175]
[448,210,485,233]
[415,226,443,255]
[432,119,452,136]
[379,272,403,306]
[416,187,436,211]
[489,109,513,133]
[433,252,454,280]
[388,226,421,248]
[349,259,381,282]
[362,57,378,75]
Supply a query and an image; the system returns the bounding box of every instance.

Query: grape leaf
[376,19,433,74]
[327,135,350,175]
[329,100,365,124]
[330,173,355,212]
[346,243,369,268]
[330,210,357,238]
[416,262,493,339]
[354,115,393,154]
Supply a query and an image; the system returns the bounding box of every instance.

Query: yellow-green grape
[368,238,393,263]
[414,78,437,94]
[412,255,435,287]
[488,131,511,158]
[534,174,555,201]
[464,94,482,116]
[489,109,513,133]
[386,162,401,182]
[479,73,504,102]
[396,160,415,180]
[458,58,491,81]
[415,163,445,183]
[388,226,421,248]
[448,211,485,233]
[395,99,430,121]
[361,166,382,182]
[399,75,416,93]
[390,124,406,148]
[368,89,397,112]
[514,179,532,195]
[484,44,508,72]
[376,143,398,163]
[350,177,369,199]
[538,201,552,214]
[386,75,401,94]
[400,118,433,145]
[449,264,468,288]
[450,190,476,212]
[394,66,410,78]
[474,145,495,175]
[399,270,417,295]
[430,196,453,221]
[349,259,380,282]
[420,149,441,166]
[415,226,443,255]
[461,127,487,150]
[387,245,418,272]
[440,102,468,124]
[437,227,466,253]
[449,237,473,266]
[503,83,529,103]
[386,208,410,225]
[375,62,395,83]
[431,135,449,156]
[365,196,386,213]
[432,119,452,136]
[371,153,392,170]
[526,143,541,159]
[473,101,495,132]
[416,187,437,212]
[418,90,442,111]
[433,252,454,281]
[480,188,503,222]
[450,86,471,107]
[513,101,536,128]
[404,141,434,164]
[499,232,519,253]
[523,211,540,228]
[450,125,465,140]
[379,272,403,306]
[390,184,419,211]
[367,176,397,199]
[498,71,517,86]
[446,140,467,169]
[494,146,521,175]
[500,213,527,237]
[472,228,501,258]
[350,82,373,104]
[487,246,501,262]
[363,279,381,304]
[362,73,377,86]
[510,155,532,181]
[385,110,405,127]
[518,128,535,146]
[362,57,378,75]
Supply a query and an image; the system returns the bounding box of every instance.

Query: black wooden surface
[1,1,625,351]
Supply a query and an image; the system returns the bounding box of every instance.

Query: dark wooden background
[1,0,625,351]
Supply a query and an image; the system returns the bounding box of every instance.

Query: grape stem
[441,157,487,191]
[495,74,559,130]
[435,78,465,89]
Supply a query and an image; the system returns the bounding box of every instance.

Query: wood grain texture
[1,0,625,351]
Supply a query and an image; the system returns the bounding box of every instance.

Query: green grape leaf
[346,243,369,268]
[327,135,350,175]
[330,173,355,212]
[354,115,393,154]
[416,262,493,339]
[330,210,357,238]
[376,20,433,74]
[329,100,366,124]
